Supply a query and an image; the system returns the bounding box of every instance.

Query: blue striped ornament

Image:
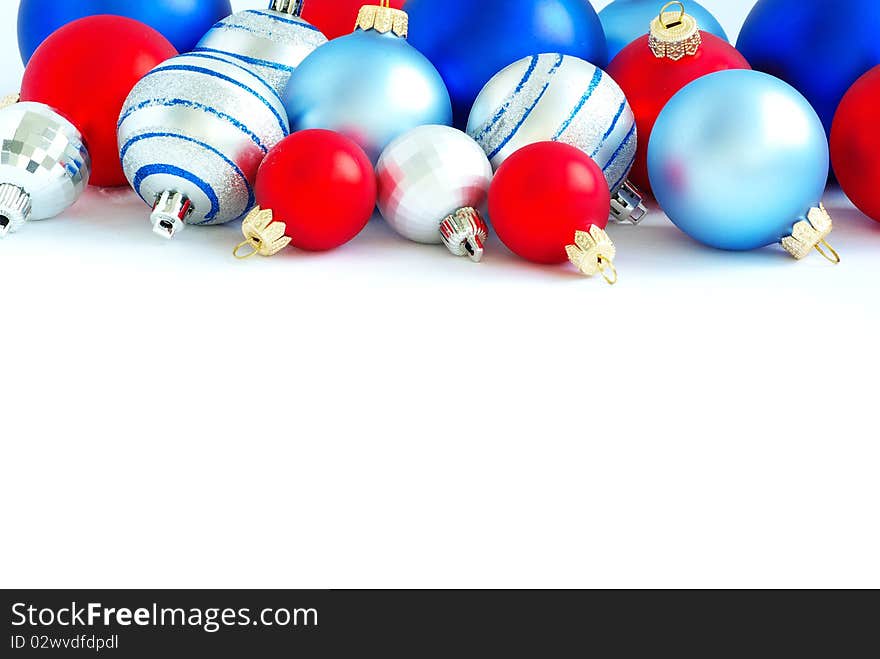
[195,3,328,96]
[118,52,289,236]
[467,54,638,199]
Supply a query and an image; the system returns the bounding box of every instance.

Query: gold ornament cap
[355,1,408,38]
[649,2,702,60]
[781,204,841,263]
[566,226,619,285]
[234,206,293,259]
[0,93,20,110]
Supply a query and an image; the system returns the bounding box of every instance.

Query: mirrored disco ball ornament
[467,54,646,224]
[195,0,328,96]
[283,2,452,163]
[0,101,91,237]
[376,125,493,261]
[118,52,289,239]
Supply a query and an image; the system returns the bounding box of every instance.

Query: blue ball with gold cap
[283,1,452,163]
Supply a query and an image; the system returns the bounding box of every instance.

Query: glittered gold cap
[0,92,20,110]
[649,2,702,60]
[355,2,408,38]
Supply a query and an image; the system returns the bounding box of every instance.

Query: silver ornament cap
[151,191,195,239]
[0,101,91,236]
[440,207,489,262]
[0,184,32,237]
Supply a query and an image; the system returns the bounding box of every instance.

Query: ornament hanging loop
[814,240,841,265]
[233,239,261,260]
[660,2,686,29]
[598,257,619,286]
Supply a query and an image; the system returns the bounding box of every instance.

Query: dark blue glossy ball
[17,0,233,64]
[404,0,607,128]
[737,0,880,134]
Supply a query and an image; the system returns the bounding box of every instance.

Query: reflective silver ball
[0,102,90,234]
[376,125,493,245]
[118,52,289,227]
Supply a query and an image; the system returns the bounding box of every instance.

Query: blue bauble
[599,0,728,61]
[284,16,452,163]
[405,0,607,128]
[738,0,880,134]
[17,0,233,63]
[648,70,829,253]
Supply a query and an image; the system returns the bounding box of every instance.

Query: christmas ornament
[376,125,493,261]
[118,53,289,239]
[607,2,750,193]
[234,130,376,258]
[0,102,91,237]
[649,70,837,261]
[195,0,328,96]
[737,0,880,134]
[488,141,616,283]
[302,0,405,40]
[405,0,608,128]
[17,0,231,64]
[831,66,880,224]
[467,54,645,224]
[284,2,452,163]
[20,16,177,188]
[599,0,727,61]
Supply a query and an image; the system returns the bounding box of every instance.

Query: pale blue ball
[648,70,829,252]
[283,29,452,163]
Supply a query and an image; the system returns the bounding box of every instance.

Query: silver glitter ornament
[0,101,90,237]
[376,125,492,261]
[467,53,647,224]
[195,0,328,96]
[118,52,289,239]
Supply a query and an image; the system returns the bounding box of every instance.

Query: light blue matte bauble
[599,0,728,62]
[17,0,232,64]
[283,26,452,163]
[648,70,829,252]
[405,0,607,128]
[737,0,880,135]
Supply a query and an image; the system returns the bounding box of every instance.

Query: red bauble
[831,65,880,223]
[255,130,377,252]
[488,142,611,265]
[20,16,177,188]
[608,32,749,193]
[302,0,406,40]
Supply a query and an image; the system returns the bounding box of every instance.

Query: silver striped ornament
[118,52,289,239]
[195,0,328,96]
[467,54,647,224]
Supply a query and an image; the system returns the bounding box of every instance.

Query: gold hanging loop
[598,257,619,286]
[660,1,686,29]
[814,240,841,264]
[233,239,260,260]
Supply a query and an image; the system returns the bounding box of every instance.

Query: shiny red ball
[831,65,880,223]
[302,0,405,40]
[20,15,177,188]
[255,130,377,252]
[607,32,749,193]
[488,142,611,265]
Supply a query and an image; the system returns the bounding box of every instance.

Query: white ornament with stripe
[467,53,647,224]
[195,0,328,96]
[118,52,289,239]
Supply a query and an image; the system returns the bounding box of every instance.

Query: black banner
[1,590,874,655]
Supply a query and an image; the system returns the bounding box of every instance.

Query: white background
[1,1,877,590]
